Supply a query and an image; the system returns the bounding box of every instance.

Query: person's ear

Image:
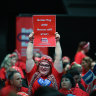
[10,80,13,85]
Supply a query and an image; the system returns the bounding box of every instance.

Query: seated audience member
[67,68,86,91]
[6,67,28,88]
[59,73,89,96]
[26,32,63,96]
[0,71,28,96]
[81,56,93,76]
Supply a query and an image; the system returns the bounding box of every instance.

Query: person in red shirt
[0,71,28,96]
[11,50,26,74]
[74,41,90,64]
[59,74,89,96]
[81,56,93,76]
[0,54,13,89]
[26,32,63,96]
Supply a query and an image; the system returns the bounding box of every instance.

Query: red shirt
[82,67,89,77]
[26,64,63,95]
[0,67,6,80]
[80,78,87,90]
[59,88,89,96]
[0,85,28,96]
[15,60,26,71]
[74,51,86,64]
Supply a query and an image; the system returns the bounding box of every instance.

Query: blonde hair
[1,54,12,71]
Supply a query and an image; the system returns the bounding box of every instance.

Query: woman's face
[81,60,89,69]
[11,56,17,65]
[38,61,51,76]
[61,77,72,90]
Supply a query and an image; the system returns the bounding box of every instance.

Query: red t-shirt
[0,85,28,96]
[15,60,26,71]
[26,64,63,95]
[74,51,86,64]
[59,88,89,96]
[0,67,6,80]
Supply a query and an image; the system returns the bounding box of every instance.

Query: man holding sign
[26,31,63,96]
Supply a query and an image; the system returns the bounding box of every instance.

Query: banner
[82,70,95,85]
[16,17,48,62]
[33,15,56,47]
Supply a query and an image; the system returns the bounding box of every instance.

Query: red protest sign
[33,15,56,47]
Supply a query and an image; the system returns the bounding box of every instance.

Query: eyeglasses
[39,64,50,67]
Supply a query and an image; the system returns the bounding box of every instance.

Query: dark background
[0,0,96,64]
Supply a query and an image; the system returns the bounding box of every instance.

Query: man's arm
[26,32,35,73]
[54,32,63,73]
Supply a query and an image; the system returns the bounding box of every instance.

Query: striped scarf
[28,72,58,96]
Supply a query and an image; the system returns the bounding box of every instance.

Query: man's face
[12,73,22,88]
[38,61,51,76]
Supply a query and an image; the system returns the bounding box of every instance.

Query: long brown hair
[77,41,88,52]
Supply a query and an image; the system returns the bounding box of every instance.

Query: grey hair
[1,54,12,70]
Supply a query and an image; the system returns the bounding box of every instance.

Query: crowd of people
[0,32,96,96]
